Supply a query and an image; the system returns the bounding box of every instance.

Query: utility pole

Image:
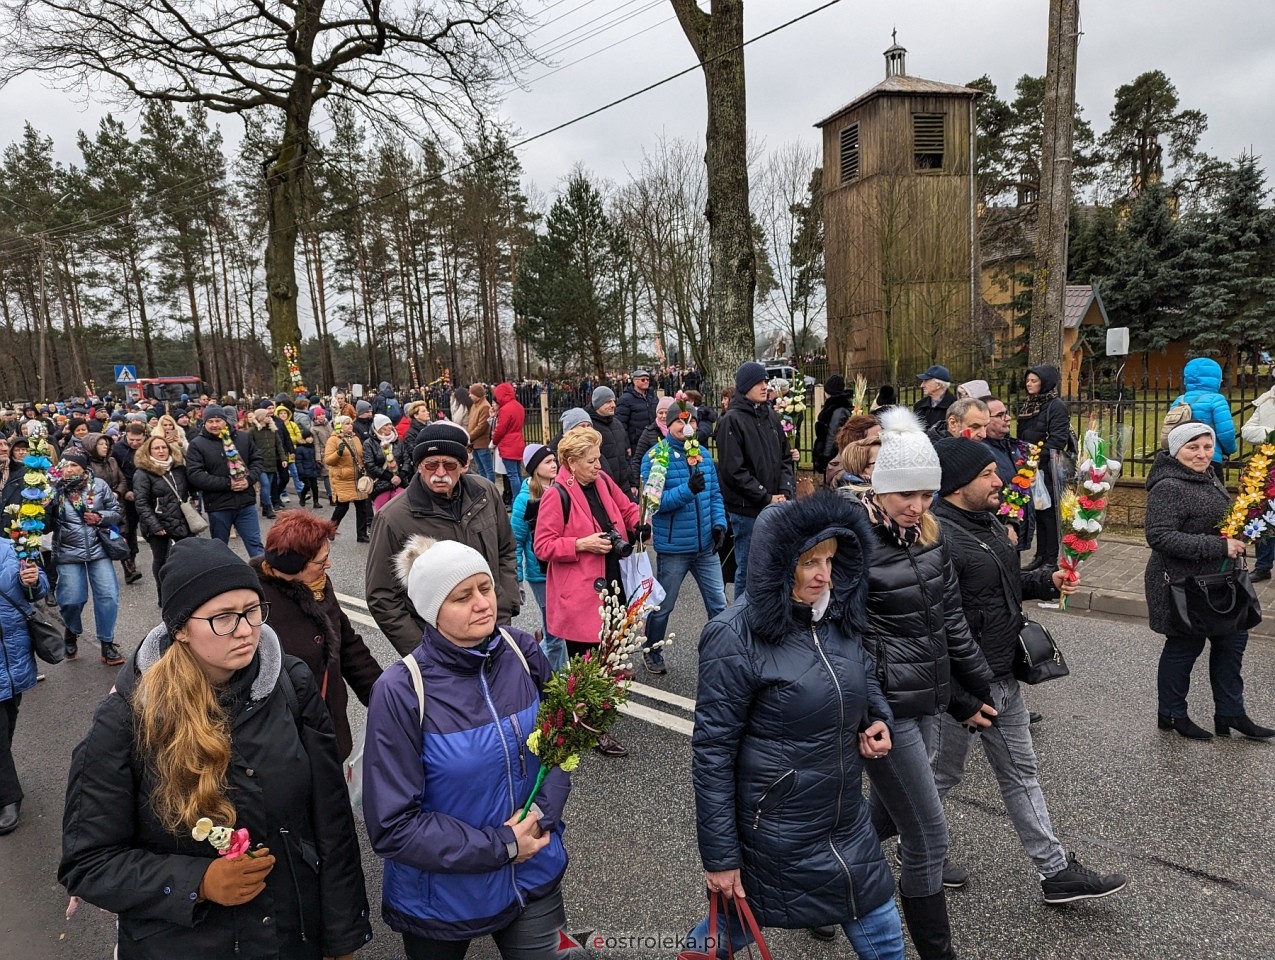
[1029,0,1080,371]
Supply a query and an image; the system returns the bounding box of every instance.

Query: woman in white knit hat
[362,535,577,960]
[854,408,995,960]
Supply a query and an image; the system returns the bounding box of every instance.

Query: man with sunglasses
[365,421,519,655]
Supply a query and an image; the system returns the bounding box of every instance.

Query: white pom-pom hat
[871,407,942,494]
[394,535,493,629]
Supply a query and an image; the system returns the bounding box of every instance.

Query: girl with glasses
[59,537,372,960]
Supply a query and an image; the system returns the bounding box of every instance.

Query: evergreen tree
[514,170,623,377]
[1184,156,1275,373]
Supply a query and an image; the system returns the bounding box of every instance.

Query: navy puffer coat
[0,540,49,702]
[693,493,895,928]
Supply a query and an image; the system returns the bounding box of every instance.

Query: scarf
[380,435,398,473]
[1017,389,1057,421]
[862,490,921,549]
[150,458,173,475]
[306,573,328,602]
[220,428,247,478]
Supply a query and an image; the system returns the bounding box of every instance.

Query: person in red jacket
[492,382,527,500]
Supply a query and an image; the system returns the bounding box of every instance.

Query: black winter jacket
[858,508,994,721]
[59,625,373,960]
[131,465,193,540]
[913,390,955,430]
[615,383,657,449]
[1143,451,1235,636]
[361,434,409,499]
[630,421,664,479]
[185,427,264,513]
[814,393,855,471]
[694,494,895,928]
[587,404,632,492]
[715,392,794,517]
[933,499,1059,679]
[1017,365,1073,470]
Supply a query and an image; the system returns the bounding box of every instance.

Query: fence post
[540,389,550,444]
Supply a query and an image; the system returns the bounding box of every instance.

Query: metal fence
[519,369,1271,482]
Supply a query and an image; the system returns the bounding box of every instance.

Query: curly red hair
[264,510,338,560]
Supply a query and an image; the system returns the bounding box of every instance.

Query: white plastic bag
[1031,468,1051,510]
[620,549,665,617]
[344,723,366,815]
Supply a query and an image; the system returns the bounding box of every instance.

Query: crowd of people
[0,352,1268,959]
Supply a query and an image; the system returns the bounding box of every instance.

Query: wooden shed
[816,39,982,383]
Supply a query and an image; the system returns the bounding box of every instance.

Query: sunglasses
[421,458,461,473]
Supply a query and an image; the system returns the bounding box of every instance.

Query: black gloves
[687,471,706,494]
[712,526,726,552]
[632,523,651,544]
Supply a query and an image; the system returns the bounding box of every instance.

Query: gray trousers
[931,676,1069,877]
[866,714,947,897]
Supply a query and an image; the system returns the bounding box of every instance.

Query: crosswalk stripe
[619,700,693,737]
[335,591,368,609]
[627,681,696,714]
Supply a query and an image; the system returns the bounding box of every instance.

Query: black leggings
[146,535,173,603]
[298,477,321,505]
[403,887,577,960]
[331,498,372,538]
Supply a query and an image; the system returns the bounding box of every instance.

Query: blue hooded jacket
[641,434,727,555]
[363,618,570,941]
[1176,358,1237,463]
[0,540,49,702]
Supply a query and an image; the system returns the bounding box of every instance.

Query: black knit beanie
[935,437,997,498]
[159,538,265,638]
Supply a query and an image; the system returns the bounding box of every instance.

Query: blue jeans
[56,558,119,645]
[527,580,567,672]
[502,458,523,500]
[1158,632,1248,718]
[209,504,265,558]
[472,447,495,482]
[257,471,273,508]
[726,513,757,598]
[866,714,947,898]
[688,898,903,960]
[645,549,727,648]
[932,678,1069,876]
[1257,539,1273,572]
[289,461,303,495]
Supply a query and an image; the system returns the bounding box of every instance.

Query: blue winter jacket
[50,478,124,565]
[0,540,49,702]
[1176,358,1237,463]
[363,622,570,941]
[510,487,547,584]
[641,436,727,555]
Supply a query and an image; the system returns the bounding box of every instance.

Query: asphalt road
[3,516,1275,959]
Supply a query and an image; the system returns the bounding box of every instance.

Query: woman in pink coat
[534,427,642,757]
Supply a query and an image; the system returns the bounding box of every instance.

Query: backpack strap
[401,652,425,728]
[276,662,304,738]
[498,627,533,677]
[552,481,570,524]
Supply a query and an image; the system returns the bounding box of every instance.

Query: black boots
[1158,714,1212,740]
[262,504,276,519]
[0,802,19,835]
[1215,714,1275,740]
[122,558,143,584]
[900,892,959,960]
[64,630,79,660]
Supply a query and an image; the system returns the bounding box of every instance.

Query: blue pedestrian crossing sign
[114,365,138,384]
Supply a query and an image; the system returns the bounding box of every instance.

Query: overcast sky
[3,0,1273,202]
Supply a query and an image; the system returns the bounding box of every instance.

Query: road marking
[339,601,696,737]
[627,681,696,714]
[336,591,368,609]
[619,700,693,737]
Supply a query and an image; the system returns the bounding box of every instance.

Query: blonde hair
[796,537,837,566]
[873,492,942,547]
[841,437,881,480]
[558,427,603,471]
[132,640,236,834]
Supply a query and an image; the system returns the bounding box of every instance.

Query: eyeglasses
[991,411,1011,419]
[306,550,332,568]
[190,603,271,636]
[421,458,461,473]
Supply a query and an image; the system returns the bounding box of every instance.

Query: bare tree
[1,0,530,388]
[670,0,756,387]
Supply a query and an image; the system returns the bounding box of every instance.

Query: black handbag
[0,582,66,665]
[1166,562,1263,637]
[976,539,1071,685]
[97,525,131,561]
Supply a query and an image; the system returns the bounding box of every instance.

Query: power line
[2,0,843,257]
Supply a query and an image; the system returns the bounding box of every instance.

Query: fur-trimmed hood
[393,533,437,589]
[743,491,874,644]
